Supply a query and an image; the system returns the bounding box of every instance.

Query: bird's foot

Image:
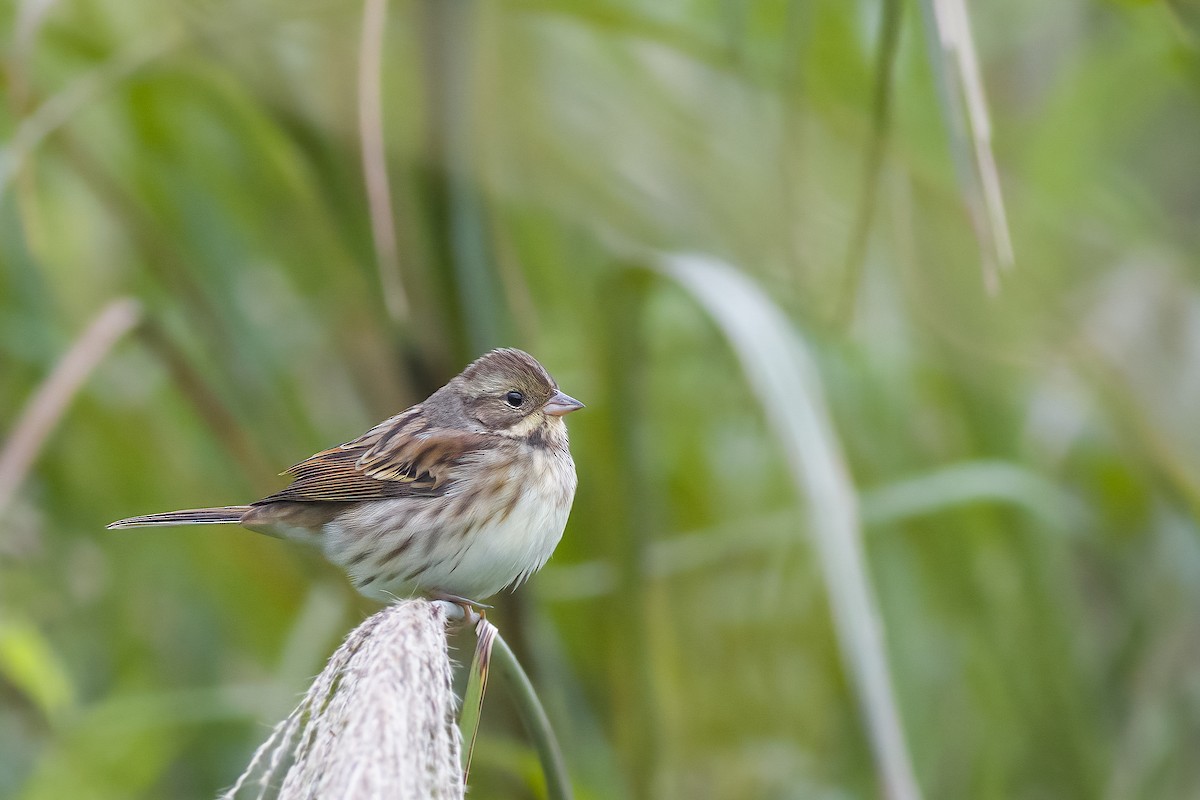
[430,592,490,626]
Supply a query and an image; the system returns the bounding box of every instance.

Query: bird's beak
[543,390,585,416]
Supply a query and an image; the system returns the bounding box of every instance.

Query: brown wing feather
[355,428,492,486]
[255,405,492,505]
[257,447,435,503]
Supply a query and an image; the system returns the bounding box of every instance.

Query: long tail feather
[107,506,251,529]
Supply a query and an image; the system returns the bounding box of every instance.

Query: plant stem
[491,627,573,800]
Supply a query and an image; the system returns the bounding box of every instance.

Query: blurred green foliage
[2,0,1200,798]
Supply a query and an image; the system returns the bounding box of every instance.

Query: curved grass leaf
[459,618,497,783]
[651,252,922,800]
[490,626,574,800]
[461,618,573,800]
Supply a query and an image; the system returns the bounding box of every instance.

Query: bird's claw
[430,593,490,625]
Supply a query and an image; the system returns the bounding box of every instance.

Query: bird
[109,348,583,605]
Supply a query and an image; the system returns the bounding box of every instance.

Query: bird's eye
[505,390,525,408]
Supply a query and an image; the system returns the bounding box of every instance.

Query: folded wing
[256,406,492,504]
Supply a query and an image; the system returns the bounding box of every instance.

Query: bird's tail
[107,506,251,529]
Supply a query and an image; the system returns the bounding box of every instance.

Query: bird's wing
[255,407,491,504]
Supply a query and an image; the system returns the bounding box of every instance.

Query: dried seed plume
[221,600,463,800]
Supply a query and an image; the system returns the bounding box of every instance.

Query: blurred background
[2,0,1200,797]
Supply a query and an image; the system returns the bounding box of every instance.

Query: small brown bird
[109,349,583,604]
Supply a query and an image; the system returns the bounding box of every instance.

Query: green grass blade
[837,0,905,324]
[652,253,923,800]
[492,625,573,800]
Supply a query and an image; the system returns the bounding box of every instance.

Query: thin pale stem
[0,298,142,517]
[917,0,1014,293]
[358,0,410,323]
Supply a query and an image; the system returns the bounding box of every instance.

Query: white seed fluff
[220,600,463,800]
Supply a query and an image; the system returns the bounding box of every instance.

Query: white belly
[321,444,576,601]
